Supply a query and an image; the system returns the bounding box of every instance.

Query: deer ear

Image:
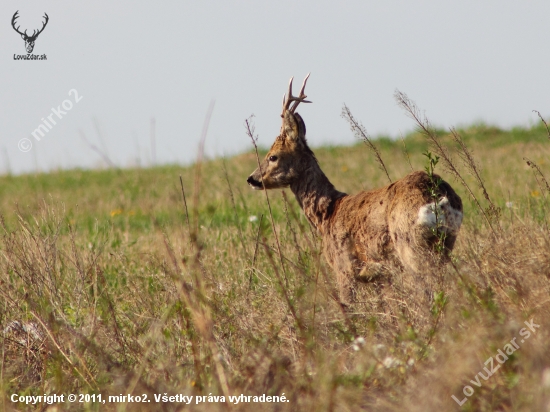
[282,111,306,142]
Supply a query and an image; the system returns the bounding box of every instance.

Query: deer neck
[290,159,346,233]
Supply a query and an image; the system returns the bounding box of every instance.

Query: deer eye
[268,155,278,162]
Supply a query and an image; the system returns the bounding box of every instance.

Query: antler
[30,13,49,39]
[281,73,311,117]
[12,12,49,39]
[11,11,26,36]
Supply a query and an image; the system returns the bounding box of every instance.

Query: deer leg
[329,253,357,307]
[335,269,355,307]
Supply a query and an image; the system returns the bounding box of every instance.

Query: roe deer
[247,75,463,305]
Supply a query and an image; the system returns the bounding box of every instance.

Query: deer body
[247,76,463,305]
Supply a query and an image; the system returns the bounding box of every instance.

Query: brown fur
[247,103,463,305]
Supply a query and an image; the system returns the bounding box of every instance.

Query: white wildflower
[352,336,366,351]
[382,356,402,369]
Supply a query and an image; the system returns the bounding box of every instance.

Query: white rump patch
[417,197,463,234]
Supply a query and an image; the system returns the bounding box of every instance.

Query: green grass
[1,121,550,411]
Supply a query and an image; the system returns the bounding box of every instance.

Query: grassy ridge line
[0,122,548,230]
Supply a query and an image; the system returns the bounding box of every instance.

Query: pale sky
[1,1,549,175]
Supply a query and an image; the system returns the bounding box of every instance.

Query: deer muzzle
[247,175,264,190]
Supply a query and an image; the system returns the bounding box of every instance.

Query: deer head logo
[11,11,49,54]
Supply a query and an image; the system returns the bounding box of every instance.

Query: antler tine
[35,13,49,36]
[290,73,311,112]
[297,73,310,98]
[281,77,294,117]
[11,11,26,36]
[281,74,312,117]
[287,76,294,101]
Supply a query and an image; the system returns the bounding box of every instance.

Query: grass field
[1,117,550,411]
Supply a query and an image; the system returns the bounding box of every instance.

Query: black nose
[247,175,262,188]
[246,175,261,187]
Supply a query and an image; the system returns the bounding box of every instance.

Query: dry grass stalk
[524,157,550,196]
[400,132,414,172]
[179,175,191,234]
[533,110,550,140]
[449,127,502,228]
[342,104,392,183]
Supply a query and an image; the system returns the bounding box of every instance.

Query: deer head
[12,11,49,54]
[247,74,314,190]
